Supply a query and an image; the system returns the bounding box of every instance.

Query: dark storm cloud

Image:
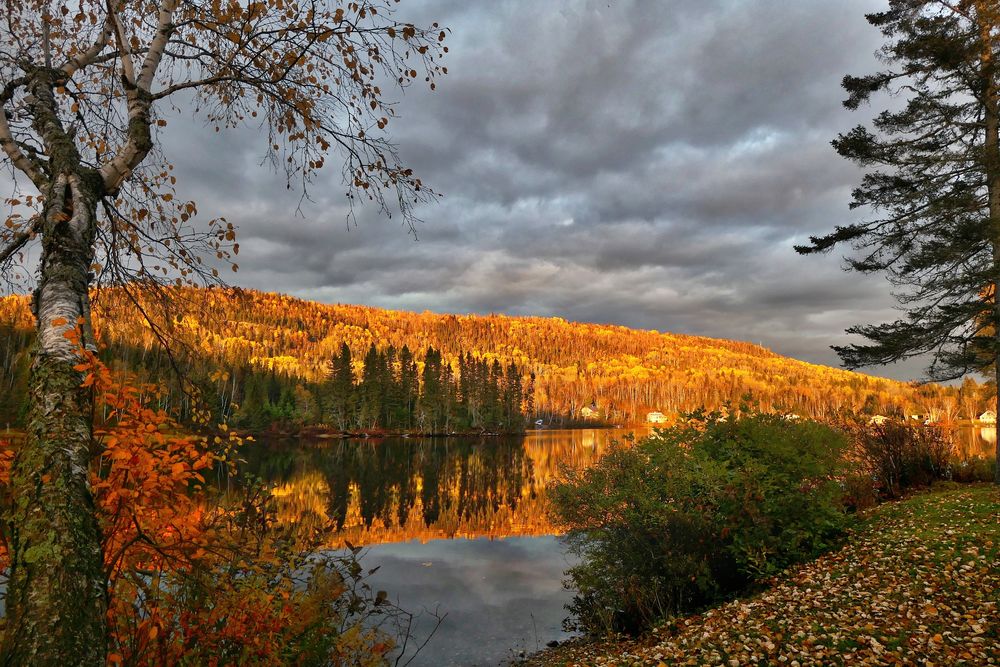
[148,0,929,379]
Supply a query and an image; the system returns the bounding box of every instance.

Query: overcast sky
[7,0,934,380]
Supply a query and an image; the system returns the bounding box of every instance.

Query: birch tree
[0,0,445,662]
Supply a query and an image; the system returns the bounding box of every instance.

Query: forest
[0,287,982,433]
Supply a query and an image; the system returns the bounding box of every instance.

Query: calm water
[239,425,995,666]
[239,428,647,667]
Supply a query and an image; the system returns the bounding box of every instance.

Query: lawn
[528,484,999,666]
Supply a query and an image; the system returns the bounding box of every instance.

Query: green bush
[550,411,850,635]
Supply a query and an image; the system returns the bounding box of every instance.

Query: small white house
[646,411,669,424]
[868,415,890,426]
[580,406,599,419]
[979,410,997,425]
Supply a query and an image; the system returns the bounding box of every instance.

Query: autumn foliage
[0,287,977,433]
[0,344,403,666]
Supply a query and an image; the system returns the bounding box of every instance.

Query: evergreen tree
[266,371,282,406]
[382,345,402,429]
[503,362,524,430]
[238,372,268,431]
[326,343,356,430]
[457,352,473,428]
[525,371,536,421]
[441,358,457,432]
[360,344,384,429]
[398,345,419,428]
[420,346,444,431]
[485,360,503,429]
[796,1,1000,482]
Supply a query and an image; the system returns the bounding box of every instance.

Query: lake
[238,428,645,666]
[238,425,996,666]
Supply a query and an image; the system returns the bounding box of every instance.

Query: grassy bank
[526,484,999,666]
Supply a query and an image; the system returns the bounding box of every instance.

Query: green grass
[528,484,1000,666]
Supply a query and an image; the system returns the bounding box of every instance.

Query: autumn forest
[2,0,1000,665]
[0,287,981,434]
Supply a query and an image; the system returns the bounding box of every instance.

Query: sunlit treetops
[0,287,970,425]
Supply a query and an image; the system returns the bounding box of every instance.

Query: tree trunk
[1,173,107,665]
[995,362,999,484]
[980,1,1000,485]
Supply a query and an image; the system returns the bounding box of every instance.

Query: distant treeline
[240,343,529,433]
[0,318,531,433]
[0,288,985,430]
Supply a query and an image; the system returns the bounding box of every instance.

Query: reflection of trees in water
[953,427,995,459]
[243,436,536,533]
[239,429,636,544]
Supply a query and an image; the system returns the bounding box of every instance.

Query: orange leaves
[59,350,223,586]
[245,1,267,21]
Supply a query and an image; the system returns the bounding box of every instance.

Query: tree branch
[106,0,136,85]
[0,77,48,189]
[138,0,178,90]
[0,214,42,265]
[61,20,113,78]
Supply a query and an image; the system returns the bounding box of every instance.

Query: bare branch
[98,88,152,192]
[0,104,48,190]
[40,15,52,68]
[137,0,178,90]
[106,0,136,85]
[61,20,113,78]
[0,214,42,265]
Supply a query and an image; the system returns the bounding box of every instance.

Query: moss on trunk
[1,168,107,665]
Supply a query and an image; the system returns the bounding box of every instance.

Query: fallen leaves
[526,486,1000,666]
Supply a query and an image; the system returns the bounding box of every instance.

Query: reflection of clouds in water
[364,536,576,667]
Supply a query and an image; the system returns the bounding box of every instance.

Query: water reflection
[235,425,990,666]
[241,428,645,547]
[953,426,996,459]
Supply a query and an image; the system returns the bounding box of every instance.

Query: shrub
[841,471,879,512]
[950,455,996,483]
[550,411,849,635]
[850,423,953,498]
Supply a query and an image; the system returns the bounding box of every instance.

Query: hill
[0,287,967,431]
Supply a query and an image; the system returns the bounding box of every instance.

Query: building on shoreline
[646,411,669,424]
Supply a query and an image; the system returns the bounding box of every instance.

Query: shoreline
[518,484,1000,666]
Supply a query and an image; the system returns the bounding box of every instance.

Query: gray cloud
[74,0,931,380]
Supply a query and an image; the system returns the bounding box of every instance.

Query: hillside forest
[0,287,986,433]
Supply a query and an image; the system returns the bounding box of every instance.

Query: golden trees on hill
[0,288,970,427]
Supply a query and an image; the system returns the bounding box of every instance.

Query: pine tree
[360,344,384,430]
[326,343,356,430]
[238,372,268,431]
[797,1,1000,482]
[383,345,402,429]
[441,358,457,432]
[503,362,524,430]
[419,347,444,432]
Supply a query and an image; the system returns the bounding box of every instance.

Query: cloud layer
[8,0,933,380]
